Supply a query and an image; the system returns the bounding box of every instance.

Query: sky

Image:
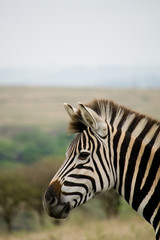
[0,0,160,72]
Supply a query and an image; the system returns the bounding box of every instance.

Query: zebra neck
[112,122,160,223]
[114,130,144,200]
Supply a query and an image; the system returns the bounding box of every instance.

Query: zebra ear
[78,103,107,137]
[64,103,77,118]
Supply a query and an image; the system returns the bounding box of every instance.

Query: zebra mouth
[46,202,71,219]
[61,202,71,217]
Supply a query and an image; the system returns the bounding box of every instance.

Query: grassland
[0,215,154,240]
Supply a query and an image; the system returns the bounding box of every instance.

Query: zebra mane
[68,99,160,139]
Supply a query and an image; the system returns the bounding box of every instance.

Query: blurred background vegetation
[0,87,158,239]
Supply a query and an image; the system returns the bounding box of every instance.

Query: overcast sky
[0,0,160,71]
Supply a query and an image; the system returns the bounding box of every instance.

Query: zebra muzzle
[43,181,71,219]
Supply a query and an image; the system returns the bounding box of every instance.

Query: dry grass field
[0,87,159,129]
[0,215,154,240]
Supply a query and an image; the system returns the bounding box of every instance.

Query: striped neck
[108,110,160,227]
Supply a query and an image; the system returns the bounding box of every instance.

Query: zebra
[43,99,160,240]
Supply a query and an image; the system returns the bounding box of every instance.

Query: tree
[0,169,31,232]
[21,159,62,225]
[0,159,61,232]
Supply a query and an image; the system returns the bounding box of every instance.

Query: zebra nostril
[44,180,61,209]
[49,196,57,205]
[44,183,60,207]
[45,187,56,202]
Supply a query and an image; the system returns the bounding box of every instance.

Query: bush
[0,127,73,165]
[98,189,120,218]
[0,140,17,162]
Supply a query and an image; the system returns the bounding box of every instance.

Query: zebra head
[43,102,115,219]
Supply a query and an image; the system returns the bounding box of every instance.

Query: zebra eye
[78,151,90,160]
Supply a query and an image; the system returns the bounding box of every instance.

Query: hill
[0,66,160,87]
